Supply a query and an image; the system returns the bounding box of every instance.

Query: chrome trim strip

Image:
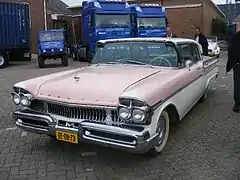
[14,111,54,123]
[81,122,143,137]
[16,119,49,133]
[84,130,136,145]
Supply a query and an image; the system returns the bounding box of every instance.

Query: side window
[179,44,193,61]
[191,44,201,63]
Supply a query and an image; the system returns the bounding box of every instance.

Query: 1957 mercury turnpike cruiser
[12,37,219,154]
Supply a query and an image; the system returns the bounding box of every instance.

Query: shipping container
[0,1,31,69]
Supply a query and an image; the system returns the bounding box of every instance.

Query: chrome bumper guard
[13,110,158,153]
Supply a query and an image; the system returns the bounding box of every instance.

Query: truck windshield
[95,14,130,27]
[207,36,217,43]
[39,32,64,41]
[137,17,166,28]
[92,41,179,67]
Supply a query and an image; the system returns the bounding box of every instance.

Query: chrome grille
[29,100,121,126]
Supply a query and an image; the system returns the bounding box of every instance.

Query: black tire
[38,56,45,68]
[62,55,68,66]
[217,54,220,58]
[146,110,170,156]
[199,88,208,102]
[0,52,8,69]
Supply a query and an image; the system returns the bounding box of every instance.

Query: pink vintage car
[12,37,219,155]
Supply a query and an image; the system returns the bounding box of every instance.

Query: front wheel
[38,56,45,68]
[0,52,8,69]
[217,54,220,58]
[62,55,68,66]
[147,110,170,156]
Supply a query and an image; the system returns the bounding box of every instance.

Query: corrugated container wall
[0,0,45,53]
[0,2,30,50]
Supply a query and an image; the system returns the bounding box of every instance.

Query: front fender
[149,101,179,137]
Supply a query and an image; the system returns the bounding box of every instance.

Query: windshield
[207,36,217,43]
[95,14,130,27]
[39,31,64,41]
[92,41,179,67]
[137,17,166,28]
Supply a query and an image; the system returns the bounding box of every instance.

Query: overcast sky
[62,0,226,6]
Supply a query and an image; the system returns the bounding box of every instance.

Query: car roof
[97,37,198,44]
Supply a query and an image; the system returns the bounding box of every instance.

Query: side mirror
[185,60,193,70]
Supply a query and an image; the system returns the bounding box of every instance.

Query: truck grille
[29,100,121,126]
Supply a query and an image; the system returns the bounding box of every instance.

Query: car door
[177,43,204,114]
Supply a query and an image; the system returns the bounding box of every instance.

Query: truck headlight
[132,109,146,122]
[60,48,63,51]
[118,107,131,120]
[43,50,46,53]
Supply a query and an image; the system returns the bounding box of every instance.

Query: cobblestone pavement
[0,54,239,180]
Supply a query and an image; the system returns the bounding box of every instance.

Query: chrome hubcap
[0,56,4,66]
[156,115,166,146]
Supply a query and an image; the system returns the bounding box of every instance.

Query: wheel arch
[162,103,180,123]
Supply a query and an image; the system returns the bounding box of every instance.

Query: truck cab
[130,4,168,37]
[37,29,68,68]
[79,0,132,61]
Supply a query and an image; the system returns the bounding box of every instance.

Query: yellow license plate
[56,130,78,144]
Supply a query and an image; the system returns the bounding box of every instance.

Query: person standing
[165,27,177,38]
[226,23,240,112]
[194,27,208,56]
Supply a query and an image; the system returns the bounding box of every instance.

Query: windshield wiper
[121,60,147,65]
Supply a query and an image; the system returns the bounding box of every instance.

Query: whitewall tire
[147,110,170,155]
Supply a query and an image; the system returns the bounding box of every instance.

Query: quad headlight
[118,98,150,123]
[13,93,21,105]
[12,89,33,107]
[132,109,146,122]
[118,107,131,120]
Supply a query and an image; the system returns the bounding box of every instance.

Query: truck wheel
[62,55,68,66]
[0,52,8,69]
[38,56,45,68]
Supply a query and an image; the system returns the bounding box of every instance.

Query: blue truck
[78,0,132,61]
[73,0,168,62]
[37,29,69,68]
[130,4,167,37]
[0,2,31,69]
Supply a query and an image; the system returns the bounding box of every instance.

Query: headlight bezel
[11,87,34,107]
[117,98,152,124]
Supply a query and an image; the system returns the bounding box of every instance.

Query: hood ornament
[73,76,80,82]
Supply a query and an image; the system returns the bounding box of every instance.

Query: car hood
[16,65,164,106]
[14,65,182,107]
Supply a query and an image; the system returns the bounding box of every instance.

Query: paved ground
[0,54,239,180]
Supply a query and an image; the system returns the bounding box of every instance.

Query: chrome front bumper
[13,109,158,153]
